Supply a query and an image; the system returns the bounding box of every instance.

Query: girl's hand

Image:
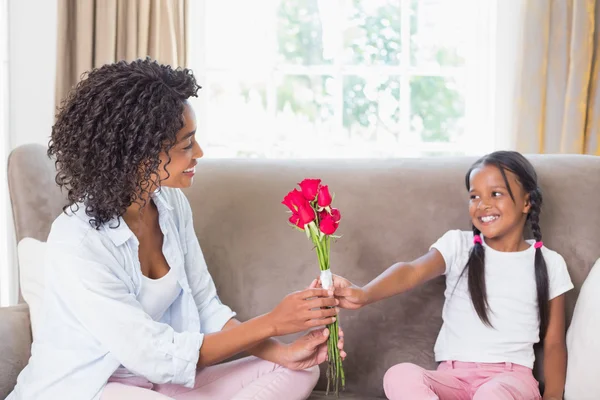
[316,274,369,310]
[267,287,339,336]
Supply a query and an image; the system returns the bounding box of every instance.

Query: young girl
[331,151,573,400]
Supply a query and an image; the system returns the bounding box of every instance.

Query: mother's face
[158,102,203,189]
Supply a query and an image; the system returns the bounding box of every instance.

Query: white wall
[1,0,57,306]
[8,0,57,148]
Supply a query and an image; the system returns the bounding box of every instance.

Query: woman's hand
[280,326,346,370]
[317,274,369,310]
[266,286,338,336]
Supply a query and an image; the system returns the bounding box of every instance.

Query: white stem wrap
[320,269,333,290]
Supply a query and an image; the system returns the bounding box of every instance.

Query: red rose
[282,189,307,213]
[288,213,302,228]
[299,179,321,201]
[318,208,341,222]
[330,208,341,222]
[319,213,339,235]
[298,203,316,227]
[317,185,332,207]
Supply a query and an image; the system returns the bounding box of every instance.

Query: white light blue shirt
[8,188,236,400]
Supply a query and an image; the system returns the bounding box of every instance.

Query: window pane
[274,75,337,156]
[276,75,335,130]
[343,75,400,141]
[197,0,492,158]
[206,76,269,157]
[410,76,465,142]
[205,1,273,68]
[410,0,471,68]
[343,0,401,66]
[277,0,334,65]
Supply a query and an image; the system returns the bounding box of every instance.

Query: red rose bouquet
[282,178,345,395]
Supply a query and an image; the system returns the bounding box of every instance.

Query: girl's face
[468,164,531,240]
[158,102,203,189]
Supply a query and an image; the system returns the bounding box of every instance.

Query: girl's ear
[522,192,532,214]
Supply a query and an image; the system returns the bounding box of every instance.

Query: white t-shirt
[138,269,183,321]
[112,269,182,379]
[431,230,574,369]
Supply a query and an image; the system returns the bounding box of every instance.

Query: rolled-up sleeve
[49,241,202,387]
[197,295,236,334]
[179,195,236,335]
[170,331,203,385]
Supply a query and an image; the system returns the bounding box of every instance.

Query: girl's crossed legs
[383,361,541,400]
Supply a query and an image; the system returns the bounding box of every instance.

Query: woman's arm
[333,249,447,309]
[220,318,282,363]
[215,279,346,369]
[542,295,568,400]
[217,280,325,366]
[196,287,338,367]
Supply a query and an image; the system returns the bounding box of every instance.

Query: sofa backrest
[8,144,600,396]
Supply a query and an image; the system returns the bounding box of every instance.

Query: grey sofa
[1,144,599,399]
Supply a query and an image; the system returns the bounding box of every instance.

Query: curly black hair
[49,58,200,229]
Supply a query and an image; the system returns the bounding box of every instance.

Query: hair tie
[534,241,543,249]
[473,235,482,245]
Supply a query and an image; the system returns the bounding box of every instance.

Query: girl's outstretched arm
[330,249,446,310]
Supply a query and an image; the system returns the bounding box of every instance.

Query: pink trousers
[101,356,319,400]
[383,361,542,400]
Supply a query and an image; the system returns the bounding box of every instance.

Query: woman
[8,59,344,400]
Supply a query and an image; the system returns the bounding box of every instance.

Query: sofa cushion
[564,259,600,400]
[17,238,47,341]
[0,304,32,399]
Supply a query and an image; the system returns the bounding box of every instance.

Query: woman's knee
[282,366,320,400]
[297,365,320,388]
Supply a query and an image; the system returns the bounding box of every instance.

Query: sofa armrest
[0,304,31,400]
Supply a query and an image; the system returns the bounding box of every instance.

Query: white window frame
[188,0,497,158]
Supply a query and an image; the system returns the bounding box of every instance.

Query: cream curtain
[515,0,599,154]
[55,0,188,108]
